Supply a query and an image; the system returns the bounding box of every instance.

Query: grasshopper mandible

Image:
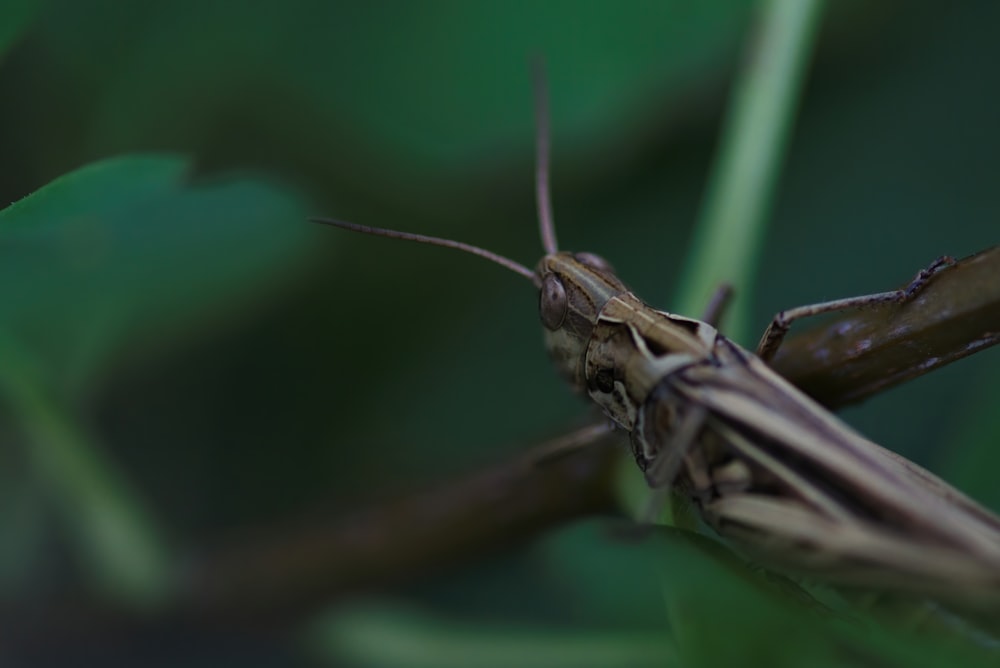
[315,73,1000,606]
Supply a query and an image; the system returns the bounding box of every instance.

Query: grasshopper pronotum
[315,73,1000,607]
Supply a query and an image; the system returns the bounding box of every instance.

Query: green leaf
[0,155,310,604]
[0,154,309,390]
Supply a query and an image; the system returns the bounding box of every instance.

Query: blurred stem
[7,240,997,633]
[0,332,170,607]
[646,0,826,525]
[306,605,676,668]
[674,0,826,344]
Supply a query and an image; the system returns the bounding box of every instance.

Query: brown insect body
[316,70,1000,607]
[537,247,1000,601]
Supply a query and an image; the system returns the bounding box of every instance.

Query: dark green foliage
[1,1,998,666]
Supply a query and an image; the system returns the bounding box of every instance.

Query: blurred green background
[2,1,999,666]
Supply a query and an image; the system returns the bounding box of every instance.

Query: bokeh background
[2,1,999,666]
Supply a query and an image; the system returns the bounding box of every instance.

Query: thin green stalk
[622,0,828,522]
[0,332,171,607]
[306,605,677,668]
[674,0,826,344]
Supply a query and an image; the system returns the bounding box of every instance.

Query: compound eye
[575,252,614,274]
[539,273,568,331]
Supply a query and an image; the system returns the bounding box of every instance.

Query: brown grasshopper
[314,75,1000,608]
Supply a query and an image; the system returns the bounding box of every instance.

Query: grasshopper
[314,75,1000,607]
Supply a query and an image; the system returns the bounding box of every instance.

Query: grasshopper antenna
[533,59,559,255]
[311,218,540,286]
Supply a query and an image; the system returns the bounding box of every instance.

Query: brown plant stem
[7,247,999,642]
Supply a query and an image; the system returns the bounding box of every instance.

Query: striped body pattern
[538,251,1000,602]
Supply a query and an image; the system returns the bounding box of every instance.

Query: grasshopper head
[536,251,627,392]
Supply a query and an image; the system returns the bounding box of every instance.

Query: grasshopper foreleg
[755,256,954,362]
[638,404,709,525]
[527,421,616,467]
[700,284,735,328]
